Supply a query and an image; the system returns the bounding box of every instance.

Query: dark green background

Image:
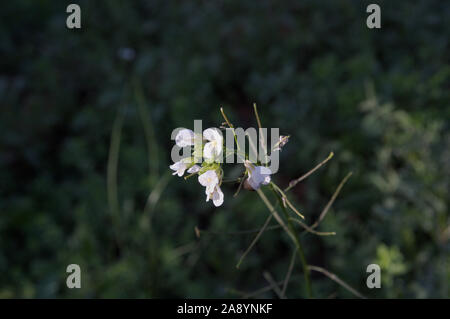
[0,0,449,298]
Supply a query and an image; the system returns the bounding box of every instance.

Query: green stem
[253,103,268,166]
[270,186,313,298]
[220,107,241,152]
[220,105,312,297]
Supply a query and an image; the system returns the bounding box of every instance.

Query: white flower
[187,165,201,174]
[273,135,289,152]
[244,160,272,190]
[198,169,219,194]
[206,185,224,207]
[198,170,224,207]
[203,128,223,162]
[175,129,195,147]
[170,160,189,177]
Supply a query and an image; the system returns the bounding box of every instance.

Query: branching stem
[269,186,312,298]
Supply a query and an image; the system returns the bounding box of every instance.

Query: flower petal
[198,170,219,187]
[187,165,201,174]
[169,160,187,177]
[175,129,195,147]
[203,142,216,160]
[212,186,224,207]
[203,128,221,142]
[246,165,272,189]
[247,176,260,190]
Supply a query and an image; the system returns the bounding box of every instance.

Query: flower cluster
[170,128,224,207]
[169,126,282,207]
[167,107,349,298]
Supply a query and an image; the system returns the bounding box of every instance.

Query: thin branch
[245,130,259,162]
[310,172,353,230]
[253,103,264,133]
[308,265,367,299]
[234,173,246,197]
[285,152,334,192]
[289,218,336,236]
[196,223,282,237]
[263,271,285,299]
[146,173,171,226]
[253,103,268,166]
[229,279,288,299]
[236,214,273,269]
[271,187,312,298]
[256,188,293,241]
[221,177,241,183]
[271,182,305,219]
[220,107,241,152]
[281,250,297,297]
[220,107,233,129]
[256,187,314,297]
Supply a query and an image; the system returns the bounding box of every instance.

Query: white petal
[247,176,260,190]
[169,161,181,171]
[203,142,216,160]
[205,184,215,195]
[203,129,223,162]
[170,161,187,177]
[175,129,195,147]
[213,138,223,157]
[246,166,272,189]
[203,128,221,142]
[198,170,219,187]
[198,170,211,186]
[212,186,224,207]
[187,165,201,174]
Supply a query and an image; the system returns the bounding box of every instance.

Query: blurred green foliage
[0,0,449,298]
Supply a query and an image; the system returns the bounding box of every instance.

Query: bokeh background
[1,0,449,298]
